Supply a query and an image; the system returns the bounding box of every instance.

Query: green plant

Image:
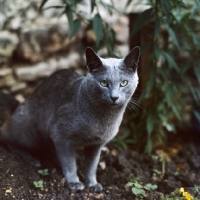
[194,185,200,194]
[127,178,157,199]
[39,0,116,55]
[162,187,200,200]
[112,130,135,149]
[38,169,49,176]
[174,170,180,176]
[152,168,162,176]
[33,180,44,191]
[125,0,200,152]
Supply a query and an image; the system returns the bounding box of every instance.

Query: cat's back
[20,69,84,120]
[33,69,83,98]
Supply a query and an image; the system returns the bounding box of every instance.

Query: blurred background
[0,0,200,153]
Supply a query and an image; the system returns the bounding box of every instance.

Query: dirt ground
[1,141,200,200]
[1,93,200,199]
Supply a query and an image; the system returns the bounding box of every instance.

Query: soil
[1,141,200,200]
[1,93,200,199]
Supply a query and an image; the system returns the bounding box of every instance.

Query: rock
[57,53,82,70]
[10,82,27,93]
[26,7,38,20]
[0,31,18,57]
[116,45,129,57]
[15,62,57,81]
[0,0,37,30]
[93,193,104,199]
[9,16,22,30]
[5,188,12,194]
[14,52,82,82]
[17,23,69,62]
[14,94,25,103]
[0,68,12,76]
[99,161,106,170]
[0,74,16,87]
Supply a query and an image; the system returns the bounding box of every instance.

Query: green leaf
[66,7,81,38]
[38,169,49,175]
[145,138,153,153]
[152,168,161,175]
[166,25,180,50]
[166,83,174,106]
[162,51,179,72]
[132,188,146,196]
[147,114,154,136]
[68,0,75,6]
[39,0,49,12]
[41,5,65,11]
[38,180,43,185]
[180,64,190,76]
[125,0,132,8]
[194,60,200,84]
[133,182,143,189]
[126,182,134,187]
[154,20,160,39]
[195,0,200,6]
[190,86,200,102]
[160,0,170,19]
[144,183,158,191]
[171,104,181,120]
[33,180,44,190]
[142,67,156,98]
[90,0,96,12]
[66,6,74,36]
[98,1,118,14]
[72,19,81,38]
[131,8,152,37]
[107,29,114,43]
[93,14,103,47]
[194,111,200,123]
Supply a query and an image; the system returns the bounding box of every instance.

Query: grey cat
[1,46,140,192]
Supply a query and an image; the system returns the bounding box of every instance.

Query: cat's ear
[123,46,140,72]
[85,47,102,72]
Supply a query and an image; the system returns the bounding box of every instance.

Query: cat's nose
[110,96,119,102]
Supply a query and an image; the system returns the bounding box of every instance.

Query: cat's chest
[76,113,123,145]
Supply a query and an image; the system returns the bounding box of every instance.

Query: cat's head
[85,47,140,107]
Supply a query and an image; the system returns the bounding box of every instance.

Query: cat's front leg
[84,144,103,192]
[54,139,84,190]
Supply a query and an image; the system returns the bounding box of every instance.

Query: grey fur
[1,47,140,192]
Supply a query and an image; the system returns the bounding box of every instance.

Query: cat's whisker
[127,102,139,114]
[128,99,145,113]
[130,99,143,107]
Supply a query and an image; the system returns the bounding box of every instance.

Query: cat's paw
[68,181,84,191]
[88,183,103,193]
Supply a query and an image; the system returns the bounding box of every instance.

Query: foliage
[112,130,135,149]
[125,0,200,152]
[39,0,116,55]
[161,187,200,200]
[33,169,49,191]
[127,180,200,199]
[38,169,49,176]
[126,177,157,199]
[33,180,44,191]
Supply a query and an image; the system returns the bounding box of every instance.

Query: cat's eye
[100,80,108,87]
[120,80,128,87]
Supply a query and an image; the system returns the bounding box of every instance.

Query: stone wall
[0,0,129,102]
